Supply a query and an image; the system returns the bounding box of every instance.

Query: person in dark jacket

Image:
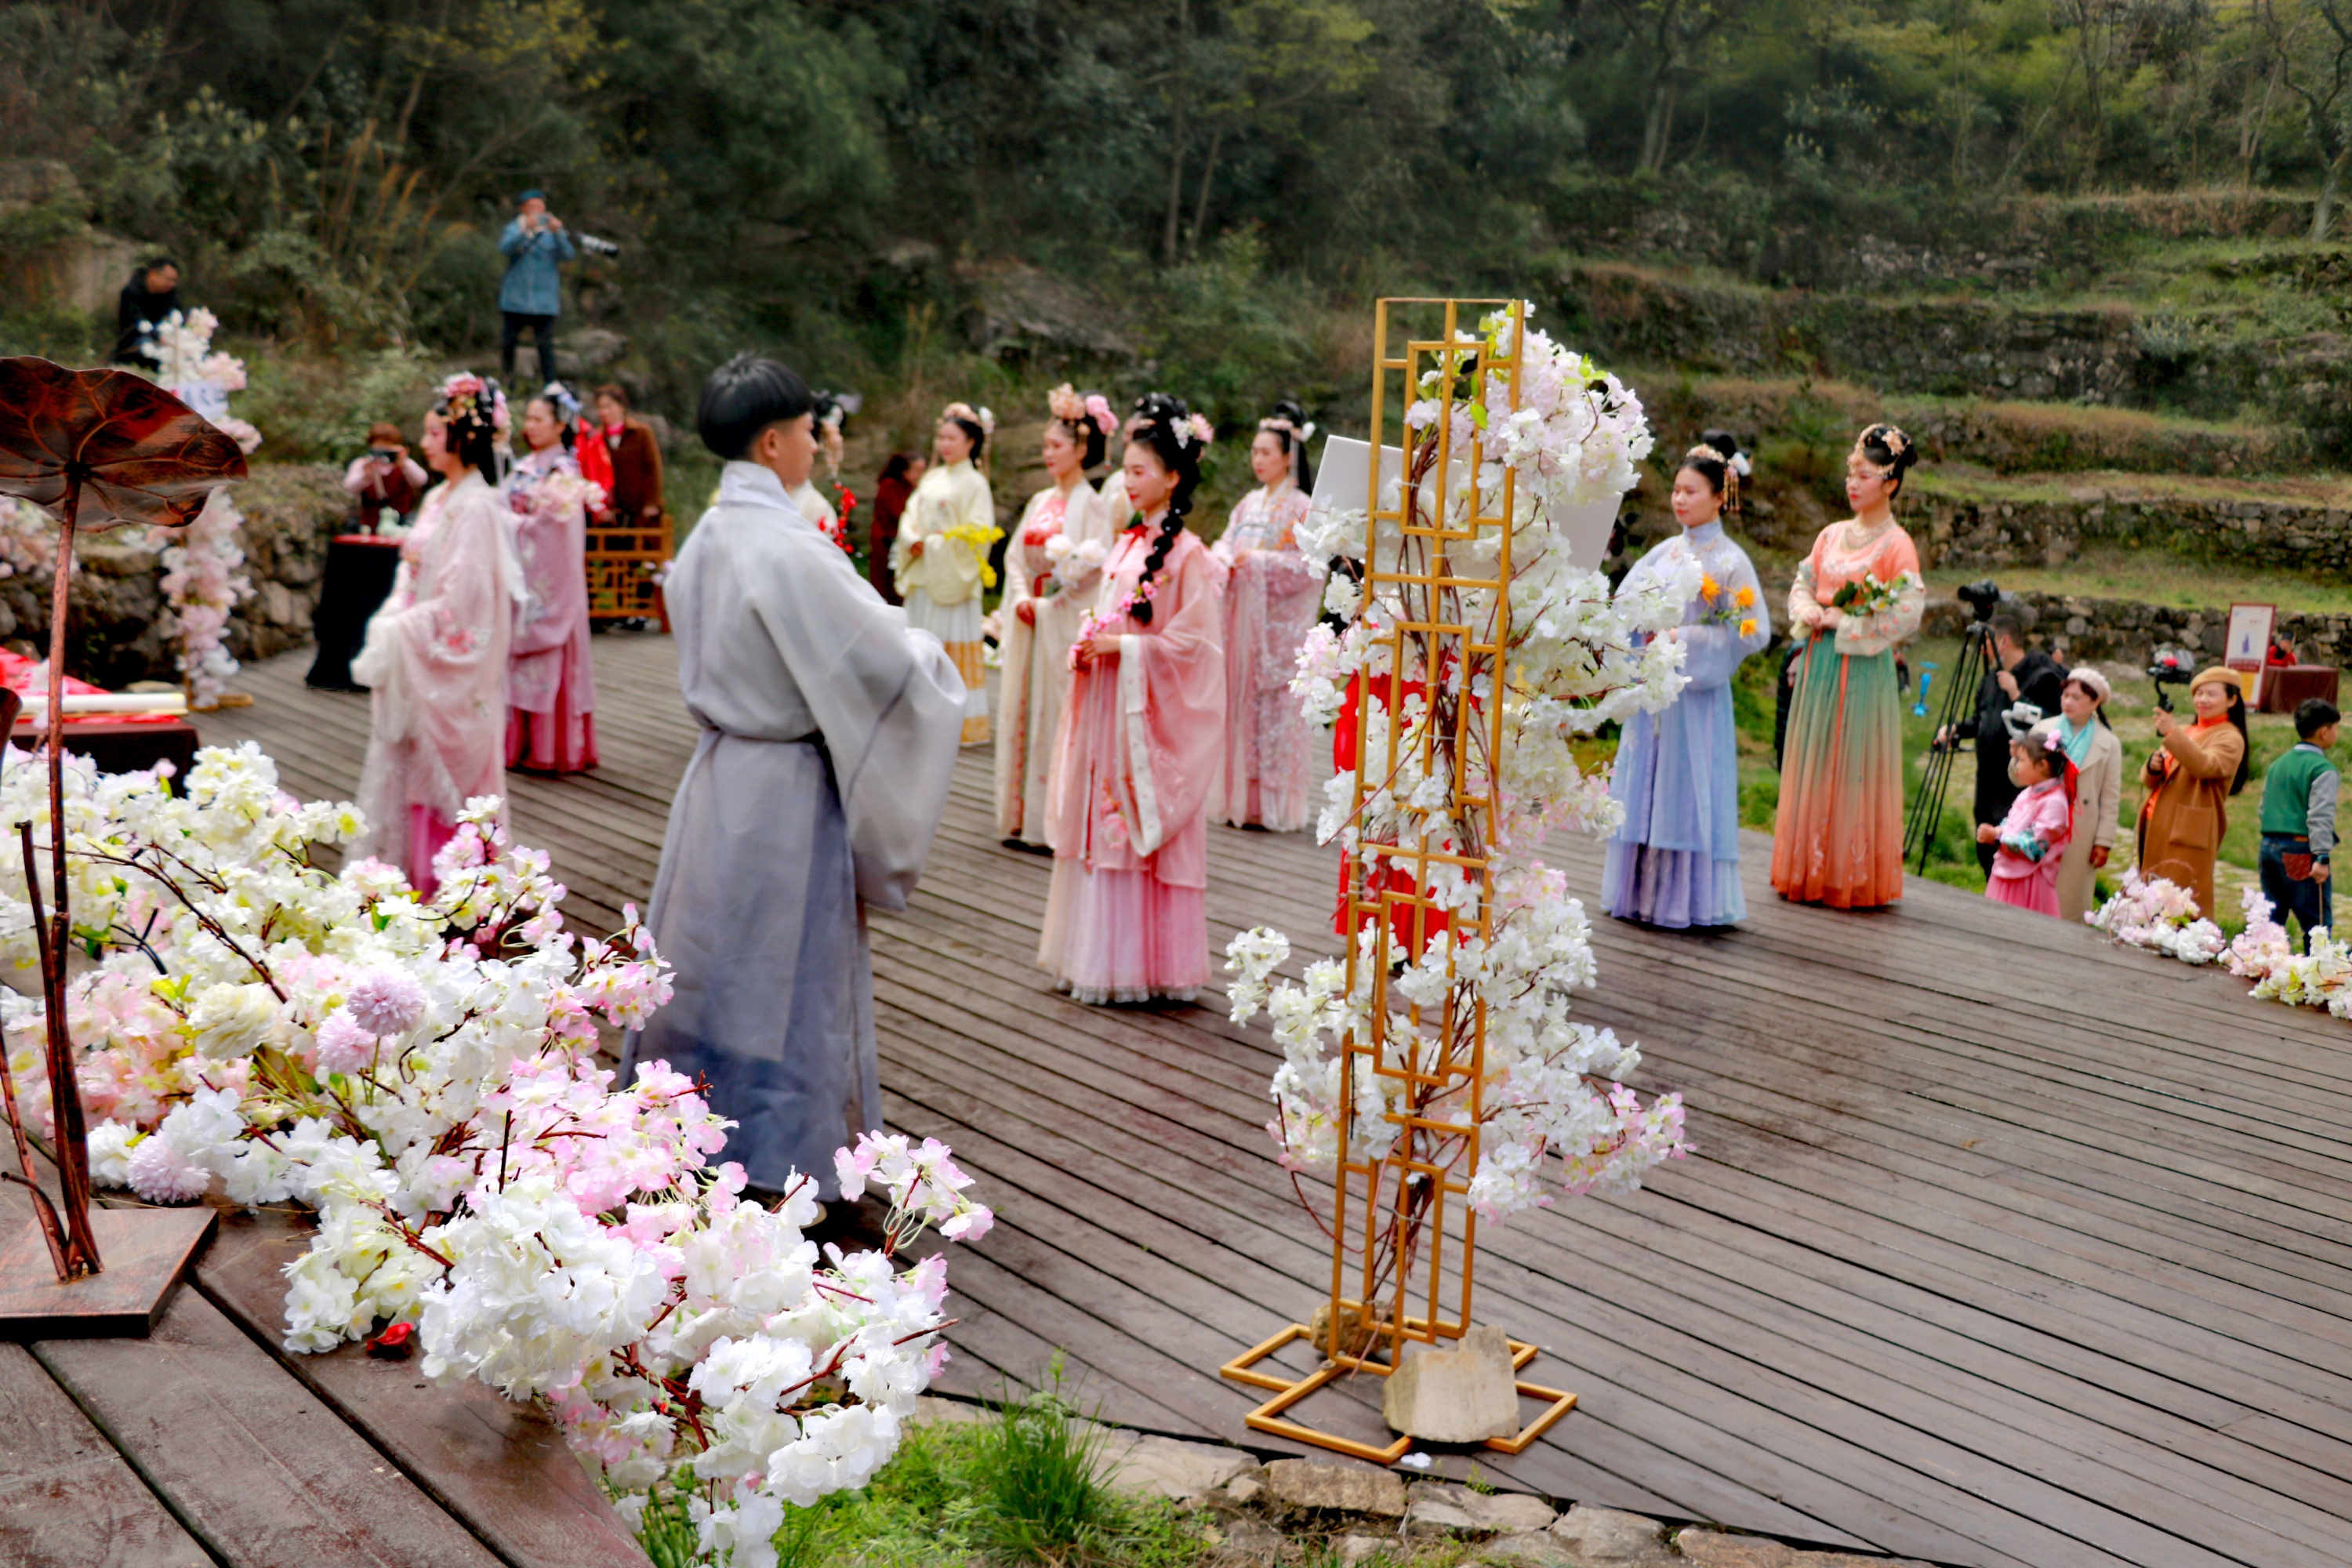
[111,257,182,366]
[1944,613,2066,876]
[592,383,665,531]
[868,452,924,604]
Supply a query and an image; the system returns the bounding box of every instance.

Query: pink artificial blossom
[346,969,428,1036]
[127,1136,211,1203]
[314,1010,378,1076]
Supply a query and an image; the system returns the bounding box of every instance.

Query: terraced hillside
[1563,189,2352,664]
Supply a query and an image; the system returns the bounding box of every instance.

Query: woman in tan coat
[2136,666,2251,919]
[2053,669,2125,923]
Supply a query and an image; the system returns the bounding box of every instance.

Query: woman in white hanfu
[893,403,999,744]
[995,384,1120,849]
[1210,399,1324,832]
[353,374,519,896]
[503,385,601,774]
[624,356,965,1200]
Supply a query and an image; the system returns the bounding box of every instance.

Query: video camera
[2148,646,2196,712]
[1956,579,2004,619]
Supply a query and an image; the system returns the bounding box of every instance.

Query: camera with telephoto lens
[368,447,401,463]
[2147,645,2196,712]
[576,234,621,259]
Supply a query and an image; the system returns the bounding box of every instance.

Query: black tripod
[1904,616,1994,874]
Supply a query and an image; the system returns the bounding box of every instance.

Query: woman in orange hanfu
[1769,423,1926,908]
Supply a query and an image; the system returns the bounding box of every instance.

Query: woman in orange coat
[2136,666,2250,918]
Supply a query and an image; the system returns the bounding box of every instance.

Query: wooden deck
[27,631,2352,1568]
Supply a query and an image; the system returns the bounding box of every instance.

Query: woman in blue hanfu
[1603,432,1773,928]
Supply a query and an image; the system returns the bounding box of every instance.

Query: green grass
[622,1383,1213,1568]
[1705,633,2336,932]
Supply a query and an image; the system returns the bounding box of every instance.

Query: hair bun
[1854,422,1918,479]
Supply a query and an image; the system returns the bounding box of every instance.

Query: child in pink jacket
[1980,723,2074,916]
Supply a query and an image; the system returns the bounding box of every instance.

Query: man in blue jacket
[499,189,575,387]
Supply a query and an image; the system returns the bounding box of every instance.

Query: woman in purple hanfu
[1604,433,1772,929]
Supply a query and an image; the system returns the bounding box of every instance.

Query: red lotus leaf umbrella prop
[0,358,245,1282]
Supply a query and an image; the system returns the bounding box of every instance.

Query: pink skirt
[1987,863,2063,917]
[1038,862,1207,1004]
[406,806,457,897]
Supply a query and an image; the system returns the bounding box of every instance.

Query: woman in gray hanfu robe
[624,459,966,1197]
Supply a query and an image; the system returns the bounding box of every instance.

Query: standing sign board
[2225,602,2277,710]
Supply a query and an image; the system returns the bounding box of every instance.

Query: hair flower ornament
[1171,412,1215,450]
[1084,393,1118,436]
[1047,383,1085,424]
[438,372,510,435]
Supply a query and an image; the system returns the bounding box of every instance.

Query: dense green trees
[8,0,2352,376]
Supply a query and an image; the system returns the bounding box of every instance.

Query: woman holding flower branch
[1037,394,1227,1004]
[996,385,1117,848]
[1605,432,1771,927]
[1769,423,1926,908]
[893,402,1000,744]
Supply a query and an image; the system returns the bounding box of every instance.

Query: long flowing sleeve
[1058,484,1113,601]
[1680,543,1770,690]
[1115,537,1227,860]
[386,492,514,751]
[748,546,966,910]
[1004,490,1047,609]
[1787,550,1822,642]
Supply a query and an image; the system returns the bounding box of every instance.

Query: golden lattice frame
[1221,299,1577,1463]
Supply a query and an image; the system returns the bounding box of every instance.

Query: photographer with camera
[499,189,575,388]
[1936,610,2065,877]
[340,421,427,533]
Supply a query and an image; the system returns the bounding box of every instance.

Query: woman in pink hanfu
[504,387,601,774]
[1983,721,2075,917]
[1210,399,1325,833]
[1039,393,1229,1004]
[353,375,519,896]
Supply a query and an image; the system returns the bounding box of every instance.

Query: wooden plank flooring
[184,633,2352,1568]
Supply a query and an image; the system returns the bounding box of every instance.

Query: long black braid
[1125,391,1203,626]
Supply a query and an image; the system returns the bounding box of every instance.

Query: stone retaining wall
[6,464,343,689]
[1552,262,2352,456]
[1923,591,2352,669]
[1915,482,2352,573]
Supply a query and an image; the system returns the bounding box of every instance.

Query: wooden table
[8,717,201,780]
[2257,662,2339,714]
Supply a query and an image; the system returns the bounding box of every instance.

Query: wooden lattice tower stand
[1221,299,1577,1462]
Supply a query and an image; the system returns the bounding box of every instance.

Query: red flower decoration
[0,357,247,528]
[365,1321,419,1359]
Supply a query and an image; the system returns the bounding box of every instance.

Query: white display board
[1309,434,1617,570]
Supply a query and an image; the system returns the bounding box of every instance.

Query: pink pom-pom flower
[346,969,427,1037]
[127,1137,211,1204]
[313,1010,378,1076]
